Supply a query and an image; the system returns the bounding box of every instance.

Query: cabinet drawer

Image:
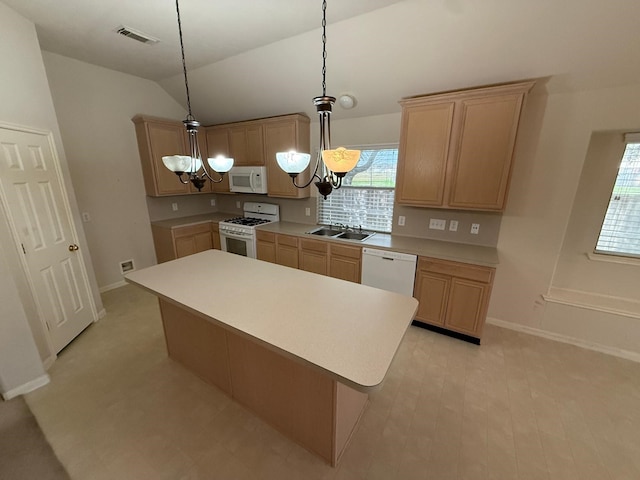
[329,244,361,259]
[173,223,211,238]
[417,256,493,283]
[256,230,275,242]
[277,234,298,247]
[300,238,328,253]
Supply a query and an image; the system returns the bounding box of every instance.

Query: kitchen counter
[125,250,418,465]
[150,215,499,266]
[258,221,499,267]
[150,212,231,229]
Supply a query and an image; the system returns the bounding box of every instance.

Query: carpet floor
[0,395,70,480]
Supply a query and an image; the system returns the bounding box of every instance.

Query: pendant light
[162,0,233,191]
[276,0,361,199]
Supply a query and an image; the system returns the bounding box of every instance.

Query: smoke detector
[115,25,159,45]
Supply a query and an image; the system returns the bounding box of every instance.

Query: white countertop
[125,250,418,390]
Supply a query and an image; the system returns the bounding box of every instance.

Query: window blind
[595,141,640,257]
[318,147,398,233]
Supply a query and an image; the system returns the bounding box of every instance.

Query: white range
[218,202,279,258]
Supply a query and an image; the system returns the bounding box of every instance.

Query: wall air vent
[115,25,159,45]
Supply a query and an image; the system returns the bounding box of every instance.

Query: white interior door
[0,126,95,353]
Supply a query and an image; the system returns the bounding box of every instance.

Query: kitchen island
[125,250,418,466]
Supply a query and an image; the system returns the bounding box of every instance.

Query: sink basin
[307,227,340,236]
[335,231,375,241]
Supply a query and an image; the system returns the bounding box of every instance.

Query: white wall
[42,52,187,290]
[0,2,101,392]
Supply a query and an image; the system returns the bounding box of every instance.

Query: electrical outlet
[236,201,241,209]
[305,207,311,216]
[210,199,216,207]
[449,220,458,232]
[429,218,446,230]
[171,203,178,212]
[471,223,480,234]
[398,215,406,226]
[81,212,91,222]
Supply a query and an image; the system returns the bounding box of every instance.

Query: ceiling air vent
[115,25,159,45]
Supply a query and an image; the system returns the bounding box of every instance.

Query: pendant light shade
[276,151,312,175]
[322,147,361,175]
[162,155,201,174]
[207,155,234,173]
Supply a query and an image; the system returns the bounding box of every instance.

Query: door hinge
[21,243,26,254]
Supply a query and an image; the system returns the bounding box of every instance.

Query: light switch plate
[449,220,458,232]
[305,207,311,216]
[398,215,406,226]
[171,203,178,212]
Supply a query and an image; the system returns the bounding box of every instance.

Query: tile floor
[26,284,640,480]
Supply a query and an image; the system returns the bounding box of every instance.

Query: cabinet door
[212,224,221,250]
[256,231,276,263]
[444,278,489,336]
[328,244,362,283]
[447,93,524,210]
[205,127,233,194]
[276,234,299,268]
[396,102,454,206]
[413,270,450,327]
[246,124,265,166]
[264,117,311,199]
[299,239,328,275]
[173,224,213,258]
[229,126,249,166]
[134,117,190,196]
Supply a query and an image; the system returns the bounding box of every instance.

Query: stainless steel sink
[307,227,340,236]
[335,231,374,241]
[306,226,375,242]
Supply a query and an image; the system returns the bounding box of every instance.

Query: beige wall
[489,83,640,357]
[42,52,188,290]
[0,2,101,391]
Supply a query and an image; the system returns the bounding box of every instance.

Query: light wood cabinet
[228,122,265,166]
[396,81,534,211]
[328,244,362,283]
[413,256,494,340]
[133,115,212,196]
[151,222,214,263]
[264,114,311,199]
[276,234,299,269]
[204,126,233,194]
[211,222,221,250]
[299,238,328,276]
[133,115,190,197]
[256,231,277,263]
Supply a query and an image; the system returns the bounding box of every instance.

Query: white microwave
[228,166,268,194]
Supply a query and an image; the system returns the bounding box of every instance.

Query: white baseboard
[42,354,56,370]
[1,374,50,400]
[99,280,127,293]
[98,308,107,320]
[486,317,640,363]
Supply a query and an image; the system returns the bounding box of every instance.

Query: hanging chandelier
[162,0,233,191]
[276,0,361,199]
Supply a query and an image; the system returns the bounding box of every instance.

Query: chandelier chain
[321,0,327,96]
[175,0,194,120]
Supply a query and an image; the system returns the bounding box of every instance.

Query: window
[318,145,398,233]
[595,133,640,258]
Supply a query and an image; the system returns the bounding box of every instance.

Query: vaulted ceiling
[5,0,640,125]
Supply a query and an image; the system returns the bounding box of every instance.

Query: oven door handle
[221,230,252,240]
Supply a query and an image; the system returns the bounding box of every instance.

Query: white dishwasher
[361,247,417,296]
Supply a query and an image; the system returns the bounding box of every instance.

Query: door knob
[68,244,79,251]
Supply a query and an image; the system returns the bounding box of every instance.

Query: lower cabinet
[328,244,362,283]
[212,223,221,251]
[413,256,494,339]
[151,222,217,263]
[257,232,361,283]
[299,239,328,276]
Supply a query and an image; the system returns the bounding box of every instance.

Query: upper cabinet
[133,115,211,196]
[228,122,265,166]
[204,125,233,194]
[395,81,534,211]
[263,114,311,199]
